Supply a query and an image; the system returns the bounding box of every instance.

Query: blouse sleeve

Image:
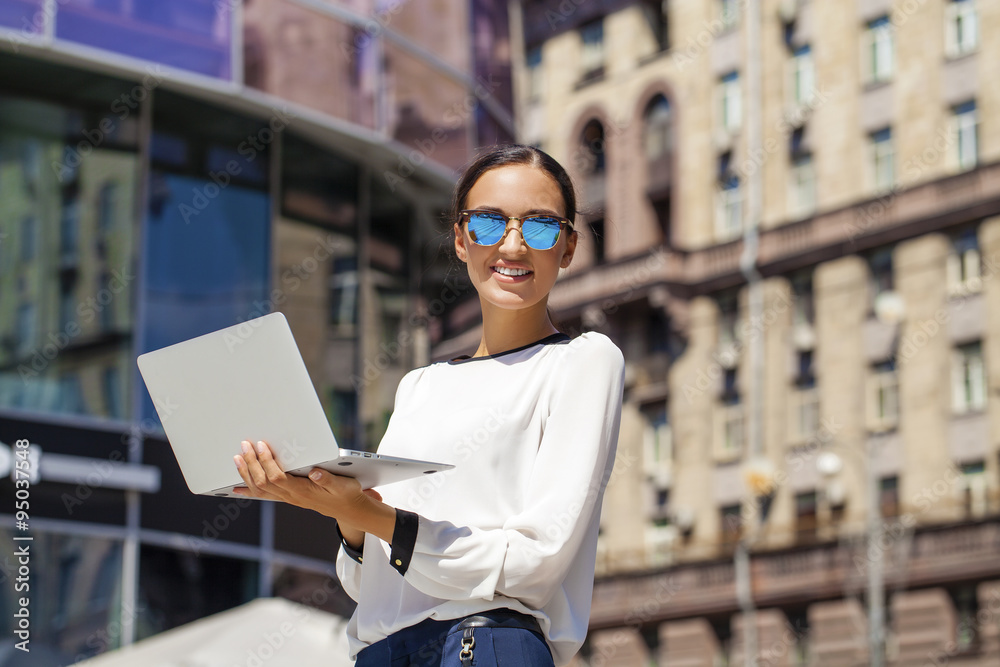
[395,336,624,609]
[335,526,363,601]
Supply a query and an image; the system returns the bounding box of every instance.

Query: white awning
[79,597,354,667]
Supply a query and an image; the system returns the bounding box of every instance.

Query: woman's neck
[472,299,559,358]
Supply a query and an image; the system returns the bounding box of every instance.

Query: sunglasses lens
[522,217,562,250]
[466,212,507,245]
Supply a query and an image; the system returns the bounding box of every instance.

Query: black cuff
[335,523,364,564]
[389,509,419,576]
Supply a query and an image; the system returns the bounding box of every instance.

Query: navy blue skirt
[355,611,555,666]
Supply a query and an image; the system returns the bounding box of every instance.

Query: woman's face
[454,164,577,314]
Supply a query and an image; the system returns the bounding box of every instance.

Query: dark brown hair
[449,144,578,225]
[449,144,577,331]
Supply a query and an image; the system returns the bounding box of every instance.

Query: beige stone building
[494,0,1000,663]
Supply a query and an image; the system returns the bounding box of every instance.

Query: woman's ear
[454,222,467,263]
[560,229,578,269]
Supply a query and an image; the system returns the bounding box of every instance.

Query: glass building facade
[0,1,470,659]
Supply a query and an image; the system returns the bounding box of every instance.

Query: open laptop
[137,312,453,498]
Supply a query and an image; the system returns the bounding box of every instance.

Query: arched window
[643,94,672,161]
[578,119,607,261]
[580,119,606,174]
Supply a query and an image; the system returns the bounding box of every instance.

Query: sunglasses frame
[458,209,575,250]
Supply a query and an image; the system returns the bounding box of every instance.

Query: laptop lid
[138,312,339,494]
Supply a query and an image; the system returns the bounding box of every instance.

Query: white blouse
[336,331,625,665]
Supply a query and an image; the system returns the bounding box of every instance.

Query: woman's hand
[233,440,395,542]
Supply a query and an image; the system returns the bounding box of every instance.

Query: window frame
[864,16,894,84]
[950,100,979,172]
[869,127,895,194]
[945,0,978,59]
[952,342,986,415]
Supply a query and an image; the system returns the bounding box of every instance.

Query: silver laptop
[137,312,453,498]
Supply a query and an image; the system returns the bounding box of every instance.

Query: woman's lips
[491,266,533,283]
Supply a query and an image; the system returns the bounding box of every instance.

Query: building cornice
[550,161,1000,316]
[589,519,1000,628]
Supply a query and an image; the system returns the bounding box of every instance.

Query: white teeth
[493,266,530,276]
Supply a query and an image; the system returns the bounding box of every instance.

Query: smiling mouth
[492,266,532,277]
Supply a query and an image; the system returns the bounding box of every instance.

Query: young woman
[233,144,625,666]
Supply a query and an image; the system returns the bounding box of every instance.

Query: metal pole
[868,439,885,666]
[738,2,763,665]
[735,540,757,667]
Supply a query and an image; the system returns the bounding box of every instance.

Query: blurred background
[0,0,998,665]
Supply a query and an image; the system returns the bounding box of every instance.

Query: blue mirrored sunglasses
[459,209,573,250]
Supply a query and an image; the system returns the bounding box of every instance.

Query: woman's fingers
[307,468,365,504]
[252,440,287,485]
[235,440,286,499]
[234,443,261,492]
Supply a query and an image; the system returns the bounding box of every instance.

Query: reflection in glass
[279,135,360,447]
[141,171,269,422]
[0,96,137,420]
[56,0,233,80]
[137,544,257,640]
[0,531,123,663]
[0,0,45,34]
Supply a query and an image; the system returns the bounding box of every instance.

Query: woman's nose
[498,222,526,253]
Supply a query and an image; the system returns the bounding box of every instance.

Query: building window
[16,303,36,358]
[791,270,815,326]
[60,199,81,265]
[950,100,978,172]
[959,461,988,518]
[869,127,894,193]
[794,491,818,542]
[330,256,359,331]
[867,247,894,305]
[103,366,122,420]
[720,504,742,550]
[717,289,739,349]
[579,19,604,81]
[790,351,818,444]
[525,46,543,101]
[945,0,978,58]
[952,342,986,415]
[789,129,816,218]
[644,94,672,161]
[714,371,743,462]
[880,476,899,517]
[720,0,740,30]
[864,16,893,84]
[716,152,742,241]
[723,367,739,403]
[579,119,606,209]
[718,71,741,133]
[950,584,981,652]
[97,182,118,235]
[795,350,815,389]
[641,401,672,478]
[947,227,981,296]
[59,284,75,332]
[867,360,900,433]
[589,218,606,265]
[20,215,37,261]
[789,386,819,445]
[789,44,816,107]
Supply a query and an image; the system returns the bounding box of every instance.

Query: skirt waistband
[357,609,542,662]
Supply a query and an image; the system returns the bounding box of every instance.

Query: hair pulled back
[449,144,578,226]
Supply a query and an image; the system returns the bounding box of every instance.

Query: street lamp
[866,289,904,667]
[735,456,777,667]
